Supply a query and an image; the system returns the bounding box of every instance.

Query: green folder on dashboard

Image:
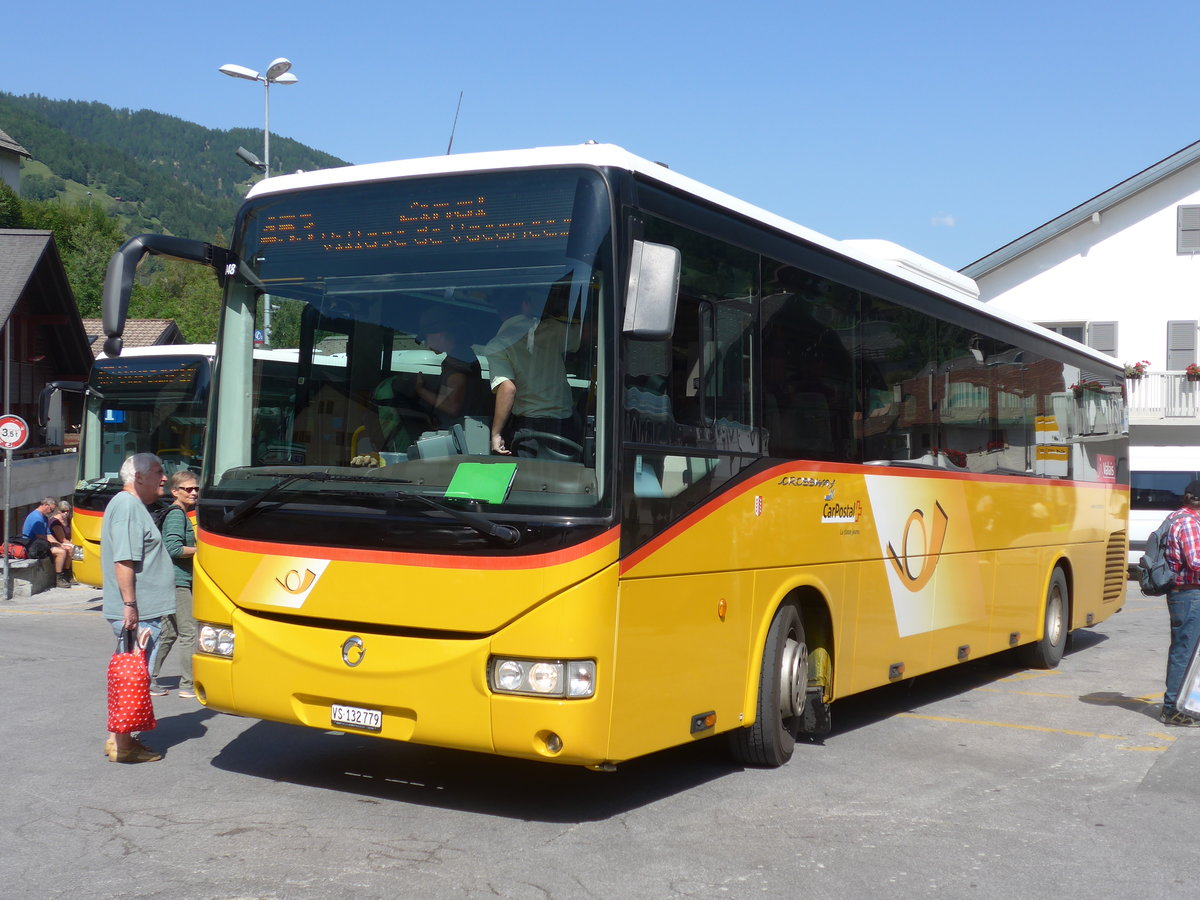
[444,462,518,504]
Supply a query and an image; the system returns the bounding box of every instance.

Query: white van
[1129,446,1200,571]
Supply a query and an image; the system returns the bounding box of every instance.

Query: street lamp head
[235,146,267,172]
[219,57,300,179]
[265,57,293,81]
[219,63,261,82]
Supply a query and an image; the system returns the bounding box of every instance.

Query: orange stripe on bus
[619,459,1123,574]
[198,524,620,570]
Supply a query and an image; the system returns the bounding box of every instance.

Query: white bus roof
[247,143,1118,372]
[1130,446,1200,469]
[97,345,299,364]
[96,343,215,361]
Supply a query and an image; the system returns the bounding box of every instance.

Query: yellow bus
[101,144,1128,768]
[46,345,298,586]
[45,345,214,586]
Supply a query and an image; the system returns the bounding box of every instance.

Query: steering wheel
[510,429,583,461]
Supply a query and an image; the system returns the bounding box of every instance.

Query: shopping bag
[1178,637,1200,719]
[106,628,157,733]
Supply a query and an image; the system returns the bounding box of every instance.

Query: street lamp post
[218,57,299,176]
[219,58,297,348]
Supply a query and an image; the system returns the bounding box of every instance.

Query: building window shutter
[1179,206,1200,253]
[1087,321,1117,357]
[1167,320,1198,371]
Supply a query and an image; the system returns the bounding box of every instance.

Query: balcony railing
[1126,371,1200,420]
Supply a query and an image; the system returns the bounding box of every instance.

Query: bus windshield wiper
[221,470,520,545]
[389,490,521,546]
[76,477,119,504]
[223,471,333,527]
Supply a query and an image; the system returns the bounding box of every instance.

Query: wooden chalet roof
[82,318,184,357]
[0,228,92,378]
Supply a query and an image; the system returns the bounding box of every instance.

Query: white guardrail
[1126,372,1200,420]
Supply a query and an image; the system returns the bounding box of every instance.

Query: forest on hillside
[0,92,349,341]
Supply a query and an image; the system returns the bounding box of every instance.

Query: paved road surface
[2,580,1198,899]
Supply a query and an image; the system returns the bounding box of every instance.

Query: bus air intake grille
[1103,531,1128,605]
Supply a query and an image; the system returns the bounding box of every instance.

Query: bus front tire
[730,604,807,768]
[1017,568,1069,669]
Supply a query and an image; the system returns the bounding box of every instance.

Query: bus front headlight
[488,657,595,698]
[197,623,235,657]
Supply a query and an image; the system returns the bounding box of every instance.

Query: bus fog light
[72,546,84,562]
[198,623,235,657]
[489,657,596,699]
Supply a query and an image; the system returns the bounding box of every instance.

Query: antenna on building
[446,91,464,155]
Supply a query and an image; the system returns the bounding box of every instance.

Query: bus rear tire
[730,604,807,767]
[1017,568,1069,669]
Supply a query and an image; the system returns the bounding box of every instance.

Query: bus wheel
[1017,568,1069,669]
[730,604,807,767]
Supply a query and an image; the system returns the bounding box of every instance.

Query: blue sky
[3,1,1197,269]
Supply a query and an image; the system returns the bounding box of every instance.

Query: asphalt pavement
[4,579,1200,899]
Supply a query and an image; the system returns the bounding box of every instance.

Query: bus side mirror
[623,240,680,340]
[38,381,86,428]
[102,234,234,357]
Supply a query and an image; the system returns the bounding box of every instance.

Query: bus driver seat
[371,374,434,455]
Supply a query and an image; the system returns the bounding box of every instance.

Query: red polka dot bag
[107,628,157,734]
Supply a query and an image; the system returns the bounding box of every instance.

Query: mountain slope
[0,92,349,240]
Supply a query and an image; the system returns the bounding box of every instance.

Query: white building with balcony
[964,140,1200,444]
[963,141,1200,564]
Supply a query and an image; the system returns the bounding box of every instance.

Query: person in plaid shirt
[1161,479,1200,726]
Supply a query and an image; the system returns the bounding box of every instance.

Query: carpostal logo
[821,498,863,524]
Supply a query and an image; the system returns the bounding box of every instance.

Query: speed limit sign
[0,414,29,450]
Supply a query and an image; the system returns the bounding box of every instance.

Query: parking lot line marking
[981,688,1163,708]
[997,670,1060,683]
[897,712,1129,742]
[0,609,95,617]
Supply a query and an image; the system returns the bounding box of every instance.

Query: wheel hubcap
[1047,589,1064,645]
[778,636,808,718]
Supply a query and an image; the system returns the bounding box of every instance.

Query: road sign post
[1,413,30,600]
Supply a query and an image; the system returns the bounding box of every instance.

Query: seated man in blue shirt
[22,496,70,586]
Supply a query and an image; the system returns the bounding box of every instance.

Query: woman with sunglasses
[49,500,76,586]
[150,470,200,699]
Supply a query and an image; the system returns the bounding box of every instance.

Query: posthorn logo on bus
[276,568,318,594]
[885,501,949,591]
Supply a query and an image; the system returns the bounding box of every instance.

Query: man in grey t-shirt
[102,452,176,763]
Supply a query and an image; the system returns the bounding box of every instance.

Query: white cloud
[931,213,956,228]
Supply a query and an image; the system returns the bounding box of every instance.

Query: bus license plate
[331,703,382,732]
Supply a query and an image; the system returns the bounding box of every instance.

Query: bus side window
[760,264,856,461]
[622,449,744,552]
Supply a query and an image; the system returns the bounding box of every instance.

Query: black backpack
[148,501,178,532]
[1139,512,1182,596]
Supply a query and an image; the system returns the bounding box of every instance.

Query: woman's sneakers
[104,735,161,763]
